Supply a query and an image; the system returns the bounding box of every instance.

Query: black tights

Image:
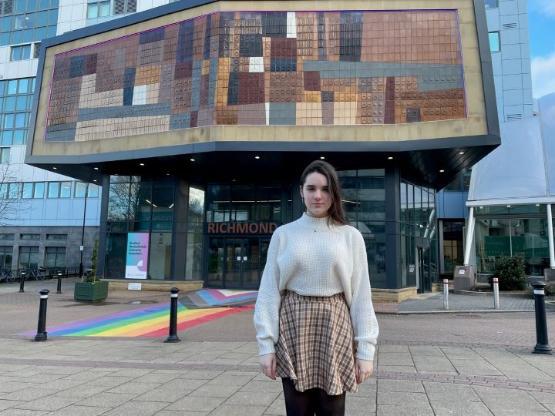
[281,378,346,416]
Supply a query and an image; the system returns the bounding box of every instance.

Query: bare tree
[0,164,25,226]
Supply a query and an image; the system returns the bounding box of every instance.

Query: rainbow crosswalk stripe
[43,302,252,338]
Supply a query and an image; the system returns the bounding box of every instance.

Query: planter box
[74,281,109,302]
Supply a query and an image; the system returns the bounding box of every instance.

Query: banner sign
[125,232,149,279]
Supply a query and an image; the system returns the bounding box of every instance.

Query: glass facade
[474,204,549,276]
[0,77,35,145]
[0,0,58,46]
[102,171,441,290]
[400,180,438,291]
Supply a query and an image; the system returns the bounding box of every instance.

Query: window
[113,0,136,15]
[33,182,45,198]
[47,181,59,198]
[0,246,12,270]
[0,2,58,47]
[46,234,67,241]
[75,182,87,198]
[0,147,9,163]
[0,0,13,16]
[20,233,40,240]
[485,0,498,8]
[33,41,40,58]
[7,182,20,199]
[19,246,39,269]
[87,0,110,19]
[489,32,500,53]
[22,182,33,198]
[45,246,66,269]
[0,77,35,145]
[60,181,72,198]
[88,183,99,197]
[10,44,31,61]
[0,233,14,240]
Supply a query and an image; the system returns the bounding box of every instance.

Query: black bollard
[19,271,26,293]
[532,281,552,354]
[165,287,180,343]
[56,271,62,294]
[35,289,49,342]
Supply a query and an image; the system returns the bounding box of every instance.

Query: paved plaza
[0,280,553,415]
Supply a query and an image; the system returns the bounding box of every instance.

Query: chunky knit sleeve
[349,230,379,361]
[253,229,282,356]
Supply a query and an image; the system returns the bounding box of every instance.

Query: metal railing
[0,266,83,284]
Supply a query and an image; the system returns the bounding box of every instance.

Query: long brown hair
[300,160,348,226]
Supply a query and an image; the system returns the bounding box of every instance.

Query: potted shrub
[74,240,109,302]
[492,256,526,291]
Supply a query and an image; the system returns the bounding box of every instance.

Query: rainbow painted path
[27,289,257,338]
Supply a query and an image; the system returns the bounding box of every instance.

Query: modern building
[464,94,555,279]
[436,0,534,279]
[25,0,500,300]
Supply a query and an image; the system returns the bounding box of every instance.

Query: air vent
[127,0,136,13]
[1,0,13,16]
[114,0,136,15]
[506,113,522,121]
[502,22,518,29]
[114,0,125,15]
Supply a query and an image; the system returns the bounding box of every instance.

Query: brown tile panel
[45,9,467,141]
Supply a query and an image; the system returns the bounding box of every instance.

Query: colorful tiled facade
[45,10,466,142]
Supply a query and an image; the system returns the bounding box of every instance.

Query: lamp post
[79,183,88,278]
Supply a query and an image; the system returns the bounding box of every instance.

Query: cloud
[531,52,555,98]
[530,0,555,17]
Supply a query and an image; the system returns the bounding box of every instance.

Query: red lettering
[259,223,268,234]
[228,223,236,233]
[208,223,216,234]
[237,223,248,233]
[220,223,227,233]
[270,223,277,232]
[249,223,258,234]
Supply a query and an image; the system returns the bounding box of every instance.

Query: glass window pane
[33,182,44,198]
[16,96,26,111]
[15,113,26,128]
[0,148,9,163]
[60,181,71,198]
[489,32,500,52]
[22,183,33,199]
[8,183,20,199]
[75,182,87,198]
[99,2,110,17]
[0,184,6,199]
[1,131,13,146]
[7,80,17,95]
[13,130,25,144]
[47,182,59,198]
[3,114,13,128]
[4,96,16,111]
[17,78,28,93]
[88,183,99,197]
[87,4,98,19]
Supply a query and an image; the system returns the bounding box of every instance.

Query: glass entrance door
[206,237,270,289]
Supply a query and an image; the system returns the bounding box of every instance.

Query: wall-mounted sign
[207,222,278,235]
[125,232,150,279]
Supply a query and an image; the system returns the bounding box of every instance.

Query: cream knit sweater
[253,213,379,361]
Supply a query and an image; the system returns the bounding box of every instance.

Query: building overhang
[26,0,499,189]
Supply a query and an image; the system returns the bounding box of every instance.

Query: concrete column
[96,175,110,277]
[385,166,401,289]
[171,179,189,280]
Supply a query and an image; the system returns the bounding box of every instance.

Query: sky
[528,0,555,99]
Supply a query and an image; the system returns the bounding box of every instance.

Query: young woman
[254,160,379,416]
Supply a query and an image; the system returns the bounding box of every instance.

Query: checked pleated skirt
[275,290,357,396]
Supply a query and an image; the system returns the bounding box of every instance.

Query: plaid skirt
[275,290,357,395]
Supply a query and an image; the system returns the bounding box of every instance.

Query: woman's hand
[355,358,374,384]
[259,353,276,380]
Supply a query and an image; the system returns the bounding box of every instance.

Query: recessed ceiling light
[459,151,465,155]
[320,156,325,160]
[166,172,170,176]
[387,156,394,160]
[507,205,511,208]
[190,158,195,162]
[93,167,99,171]
[439,169,445,173]
[536,203,540,207]
[52,167,57,170]
[93,179,97,182]
[139,163,145,166]
[254,155,260,160]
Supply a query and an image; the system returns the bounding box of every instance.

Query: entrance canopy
[468,93,555,206]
